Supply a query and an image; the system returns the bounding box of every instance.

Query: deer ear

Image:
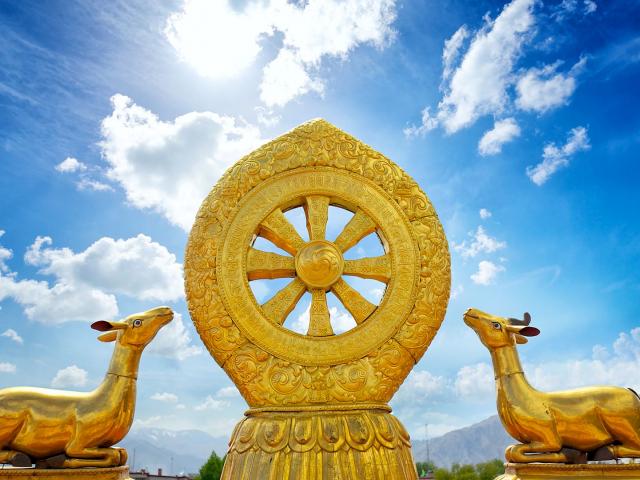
[520,326,540,337]
[515,334,528,344]
[92,320,114,332]
[98,331,118,342]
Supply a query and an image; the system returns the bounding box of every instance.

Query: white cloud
[516,59,585,113]
[437,0,535,133]
[0,362,16,373]
[0,230,12,273]
[471,260,505,285]
[450,284,464,300]
[1,328,23,345]
[100,94,263,231]
[165,0,397,107]
[405,370,448,397]
[584,0,597,14]
[454,226,506,259]
[51,365,88,388]
[195,395,229,411]
[148,313,202,361]
[454,362,494,396]
[25,234,183,302]
[403,107,439,138]
[216,386,240,398]
[442,26,469,82]
[0,233,181,324]
[259,48,324,107]
[76,178,113,192]
[479,208,492,219]
[55,157,87,173]
[151,392,179,403]
[478,118,521,155]
[526,126,590,185]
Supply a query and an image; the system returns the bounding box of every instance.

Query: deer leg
[507,441,568,463]
[46,445,122,468]
[0,450,32,467]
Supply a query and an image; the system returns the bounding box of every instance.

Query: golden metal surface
[184,119,451,479]
[0,466,131,480]
[0,307,173,469]
[497,462,640,479]
[465,308,640,464]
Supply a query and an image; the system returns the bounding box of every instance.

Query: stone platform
[497,463,640,479]
[0,466,131,480]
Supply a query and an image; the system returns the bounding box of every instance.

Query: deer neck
[106,342,143,381]
[490,344,527,383]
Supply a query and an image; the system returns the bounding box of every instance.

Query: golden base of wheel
[222,407,417,480]
[0,466,130,480]
[497,463,640,479]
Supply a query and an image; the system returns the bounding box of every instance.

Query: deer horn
[508,312,532,326]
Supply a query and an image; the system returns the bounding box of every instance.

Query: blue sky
[1,0,639,443]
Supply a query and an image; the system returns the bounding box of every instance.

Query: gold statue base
[0,466,131,480]
[497,462,640,479]
[221,406,418,480]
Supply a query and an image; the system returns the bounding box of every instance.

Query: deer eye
[133,319,142,327]
[492,322,501,330]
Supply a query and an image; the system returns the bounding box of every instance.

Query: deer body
[465,308,640,463]
[0,306,173,468]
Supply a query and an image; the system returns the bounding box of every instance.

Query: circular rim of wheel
[216,167,418,365]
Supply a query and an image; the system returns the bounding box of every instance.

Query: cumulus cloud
[151,392,179,403]
[165,0,397,107]
[454,226,506,259]
[403,107,439,138]
[0,232,182,324]
[148,313,202,361]
[0,362,16,373]
[0,230,12,273]
[51,365,88,388]
[100,94,263,231]
[1,328,23,345]
[76,178,113,192]
[442,26,469,82]
[471,260,505,285]
[526,126,590,185]
[437,0,535,133]
[454,362,495,397]
[195,395,229,411]
[216,386,240,398]
[516,58,585,113]
[478,118,521,155]
[479,208,492,220]
[55,157,87,173]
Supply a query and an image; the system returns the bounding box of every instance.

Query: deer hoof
[10,452,32,467]
[561,447,588,464]
[42,454,67,468]
[591,445,615,461]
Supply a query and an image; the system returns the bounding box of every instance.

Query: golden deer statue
[464,308,640,464]
[0,306,173,469]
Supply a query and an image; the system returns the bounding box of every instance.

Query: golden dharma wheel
[184,119,450,479]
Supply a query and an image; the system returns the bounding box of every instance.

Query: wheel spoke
[307,289,334,337]
[331,278,376,324]
[304,195,330,241]
[261,278,306,325]
[247,248,295,280]
[343,255,391,283]
[334,209,376,253]
[258,208,306,255]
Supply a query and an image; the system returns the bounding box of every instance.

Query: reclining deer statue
[464,308,640,464]
[0,306,173,468]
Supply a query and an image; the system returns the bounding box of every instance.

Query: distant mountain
[119,427,229,475]
[412,415,514,468]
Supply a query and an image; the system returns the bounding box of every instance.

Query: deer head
[91,306,174,348]
[463,308,539,349]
